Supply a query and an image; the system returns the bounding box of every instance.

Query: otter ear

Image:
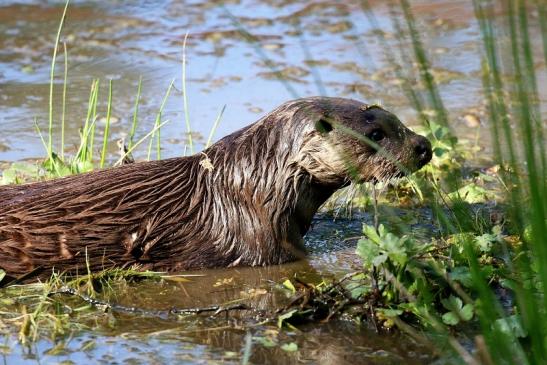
[315,118,333,134]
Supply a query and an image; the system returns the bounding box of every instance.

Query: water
[0,0,545,363]
[2,0,531,162]
[0,214,434,364]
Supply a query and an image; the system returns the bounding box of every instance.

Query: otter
[0,97,431,280]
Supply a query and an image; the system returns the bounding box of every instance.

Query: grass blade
[99,79,113,168]
[48,0,70,160]
[182,32,193,155]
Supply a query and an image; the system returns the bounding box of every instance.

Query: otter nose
[413,136,432,168]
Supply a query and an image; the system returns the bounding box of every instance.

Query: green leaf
[277,309,298,328]
[442,295,463,312]
[448,183,491,204]
[280,342,298,352]
[73,160,94,174]
[460,304,474,321]
[475,234,494,252]
[0,269,5,283]
[282,279,296,293]
[434,147,448,157]
[382,233,408,266]
[377,308,403,317]
[356,238,381,268]
[1,162,41,185]
[362,224,382,244]
[372,252,388,267]
[441,295,473,325]
[474,226,503,252]
[357,224,411,269]
[346,280,370,299]
[449,266,473,287]
[442,312,459,325]
[442,312,460,326]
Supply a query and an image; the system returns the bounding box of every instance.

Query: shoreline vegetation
[0,0,545,364]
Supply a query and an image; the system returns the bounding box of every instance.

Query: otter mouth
[369,169,406,184]
[357,159,409,184]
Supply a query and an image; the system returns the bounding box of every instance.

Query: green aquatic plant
[351,1,547,363]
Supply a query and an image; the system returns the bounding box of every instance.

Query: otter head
[296,97,432,186]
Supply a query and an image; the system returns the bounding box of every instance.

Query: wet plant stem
[61,42,68,162]
[182,32,193,155]
[206,104,226,148]
[99,79,113,168]
[47,0,69,161]
[129,76,143,151]
[147,79,174,161]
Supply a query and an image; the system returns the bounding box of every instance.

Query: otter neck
[206,122,345,264]
[291,179,341,236]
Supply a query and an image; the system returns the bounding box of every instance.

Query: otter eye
[368,129,385,142]
[315,119,333,134]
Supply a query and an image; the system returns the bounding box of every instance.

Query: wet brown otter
[0,97,431,280]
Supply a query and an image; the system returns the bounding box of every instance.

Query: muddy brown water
[0,0,545,364]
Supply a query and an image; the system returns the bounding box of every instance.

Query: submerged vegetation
[0,0,546,364]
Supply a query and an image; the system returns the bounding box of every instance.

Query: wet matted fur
[0,97,432,279]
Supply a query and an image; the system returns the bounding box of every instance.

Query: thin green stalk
[182,32,193,155]
[61,42,68,162]
[473,0,522,228]
[75,80,96,164]
[465,243,528,364]
[128,76,143,150]
[100,79,113,168]
[74,114,100,169]
[147,79,174,161]
[512,3,547,360]
[34,119,49,161]
[115,119,171,167]
[472,1,547,362]
[48,0,70,160]
[360,1,427,123]
[89,79,100,162]
[535,0,547,65]
[399,0,450,130]
[206,105,226,149]
[517,0,546,191]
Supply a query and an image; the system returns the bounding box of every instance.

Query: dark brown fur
[0,97,431,279]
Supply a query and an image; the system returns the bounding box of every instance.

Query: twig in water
[49,287,253,318]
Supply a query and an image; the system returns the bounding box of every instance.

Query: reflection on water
[0,0,545,363]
